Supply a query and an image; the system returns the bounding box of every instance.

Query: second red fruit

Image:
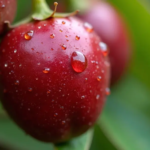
[79,1,131,85]
[0,0,17,34]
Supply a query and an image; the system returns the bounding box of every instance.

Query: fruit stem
[32,0,79,20]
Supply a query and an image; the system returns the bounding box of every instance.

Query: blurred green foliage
[1,0,150,150]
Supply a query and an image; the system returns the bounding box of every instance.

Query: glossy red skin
[79,1,131,85]
[0,0,17,34]
[0,17,110,143]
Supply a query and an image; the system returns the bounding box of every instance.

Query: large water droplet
[99,42,108,56]
[43,68,50,73]
[24,30,34,40]
[71,51,87,73]
[84,22,93,33]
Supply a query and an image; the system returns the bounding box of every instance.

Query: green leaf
[0,117,54,150]
[99,75,150,150]
[90,125,117,150]
[55,129,93,150]
[108,0,150,88]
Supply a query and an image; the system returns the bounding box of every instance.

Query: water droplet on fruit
[105,88,110,95]
[50,34,55,39]
[75,35,80,40]
[15,80,19,85]
[99,42,108,56]
[14,49,17,53]
[47,90,51,94]
[54,113,58,117]
[62,21,66,24]
[38,26,41,29]
[28,88,33,92]
[24,30,34,40]
[62,45,67,50]
[4,63,8,67]
[59,29,63,32]
[71,51,87,73]
[1,4,5,8]
[81,95,85,99]
[97,76,102,81]
[62,121,66,125]
[37,63,41,66]
[84,22,93,33]
[96,94,100,100]
[43,68,50,73]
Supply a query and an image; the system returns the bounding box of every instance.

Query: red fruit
[0,17,110,143]
[0,0,17,34]
[79,1,131,85]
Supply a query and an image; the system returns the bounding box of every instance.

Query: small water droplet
[75,35,80,40]
[28,88,32,92]
[85,78,88,81]
[36,78,38,80]
[71,51,87,73]
[106,88,110,95]
[97,76,102,81]
[4,63,8,67]
[84,22,93,33]
[54,113,58,117]
[50,34,55,39]
[62,44,67,50]
[47,90,51,94]
[62,21,66,24]
[38,26,41,29]
[37,63,41,66]
[62,121,66,125]
[14,49,17,53]
[81,95,85,99]
[24,30,34,40]
[59,29,63,32]
[43,68,50,73]
[99,42,108,56]
[96,94,100,100]
[15,80,19,85]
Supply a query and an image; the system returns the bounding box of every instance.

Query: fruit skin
[0,17,110,143]
[79,1,131,85]
[0,0,17,34]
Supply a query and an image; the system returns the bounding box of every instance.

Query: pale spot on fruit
[14,49,17,53]
[71,51,87,73]
[96,94,100,100]
[24,30,34,40]
[4,63,8,67]
[62,121,66,125]
[81,95,85,99]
